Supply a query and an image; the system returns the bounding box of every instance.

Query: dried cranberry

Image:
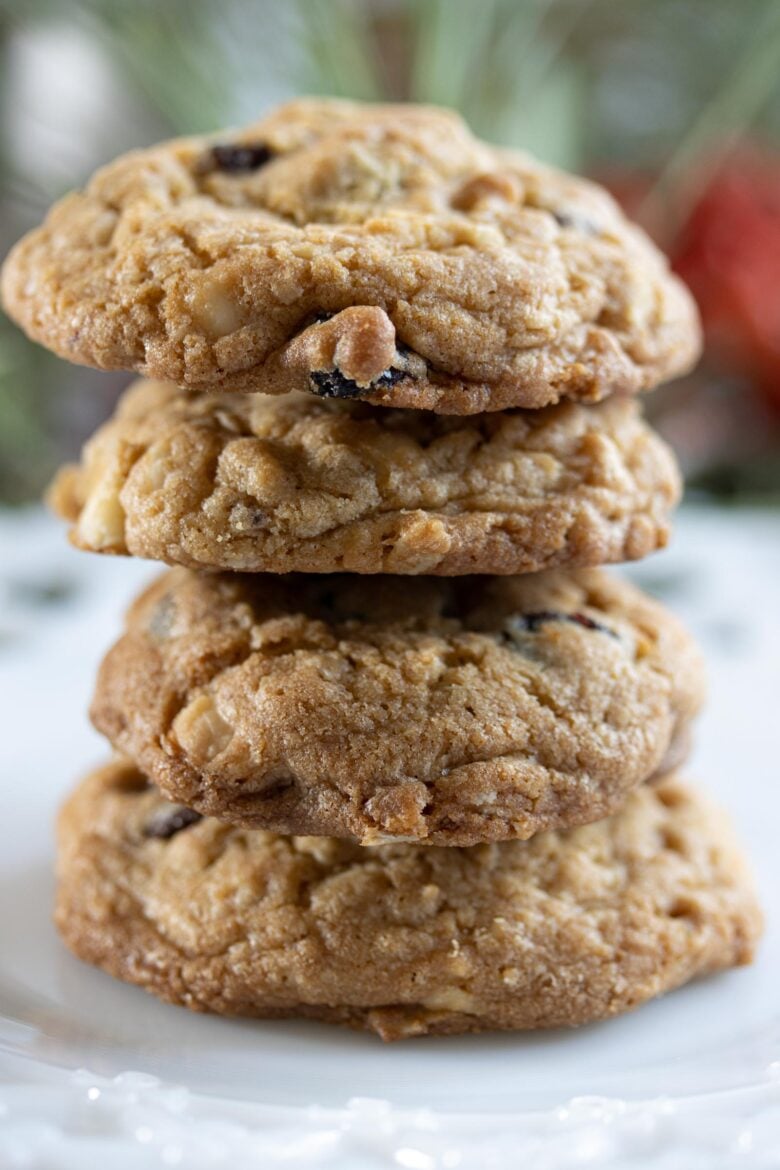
[309,365,407,400]
[145,805,202,840]
[551,210,598,234]
[210,142,273,173]
[512,611,615,637]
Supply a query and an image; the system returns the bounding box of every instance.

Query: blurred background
[1,0,779,504]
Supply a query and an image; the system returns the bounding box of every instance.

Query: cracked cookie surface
[56,760,761,1039]
[50,378,681,575]
[2,99,700,412]
[90,567,704,845]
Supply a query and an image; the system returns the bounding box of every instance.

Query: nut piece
[171,694,233,765]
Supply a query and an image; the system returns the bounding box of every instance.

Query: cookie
[90,567,704,845]
[55,760,761,1039]
[49,378,681,576]
[2,99,700,412]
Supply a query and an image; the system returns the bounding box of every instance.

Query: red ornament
[606,148,780,411]
[673,148,780,408]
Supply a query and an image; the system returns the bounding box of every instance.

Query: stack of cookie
[2,100,761,1040]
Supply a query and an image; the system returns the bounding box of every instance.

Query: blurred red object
[674,149,780,409]
[608,148,780,412]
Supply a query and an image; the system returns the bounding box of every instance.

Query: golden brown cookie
[50,378,681,575]
[90,567,704,845]
[55,760,761,1039]
[2,99,700,412]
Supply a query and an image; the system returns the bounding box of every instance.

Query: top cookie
[1,99,700,412]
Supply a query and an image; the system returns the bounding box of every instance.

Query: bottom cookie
[56,760,762,1041]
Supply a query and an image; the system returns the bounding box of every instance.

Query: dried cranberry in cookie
[208,142,274,172]
[144,804,202,839]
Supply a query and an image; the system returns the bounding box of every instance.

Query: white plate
[1,506,779,1168]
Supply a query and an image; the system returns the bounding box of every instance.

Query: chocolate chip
[508,611,616,637]
[309,365,408,400]
[210,142,274,173]
[144,804,202,840]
